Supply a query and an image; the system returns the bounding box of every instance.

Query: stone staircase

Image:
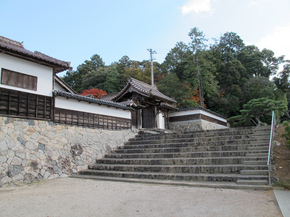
[73,126,272,190]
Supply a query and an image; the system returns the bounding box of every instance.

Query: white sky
[1,0,290,75]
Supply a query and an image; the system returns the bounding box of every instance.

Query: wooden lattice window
[1,68,37,91]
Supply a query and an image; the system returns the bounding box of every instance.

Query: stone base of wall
[169,119,228,132]
[0,117,136,187]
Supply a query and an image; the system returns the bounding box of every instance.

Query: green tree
[218,32,245,63]
[123,61,152,84]
[103,67,121,93]
[157,73,192,108]
[228,97,287,126]
[273,63,290,119]
[237,45,264,77]
[243,76,276,102]
[161,42,191,76]
[62,54,105,93]
[82,67,108,91]
[261,49,284,77]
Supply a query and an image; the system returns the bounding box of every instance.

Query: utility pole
[147,48,157,86]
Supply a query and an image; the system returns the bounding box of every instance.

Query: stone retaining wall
[0,116,136,187]
[169,119,228,132]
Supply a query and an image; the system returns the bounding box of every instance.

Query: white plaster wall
[55,97,131,119]
[169,109,227,123]
[157,112,165,129]
[0,53,53,96]
[54,82,67,92]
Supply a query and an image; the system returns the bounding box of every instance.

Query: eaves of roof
[130,78,176,103]
[174,107,227,119]
[55,75,77,94]
[0,36,72,73]
[158,102,178,110]
[53,90,134,111]
[112,77,176,104]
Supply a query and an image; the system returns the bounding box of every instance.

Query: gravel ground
[0,178,282,217]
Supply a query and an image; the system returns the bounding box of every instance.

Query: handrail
[267,111,276,185]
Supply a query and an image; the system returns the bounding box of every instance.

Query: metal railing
[267,111,276,185]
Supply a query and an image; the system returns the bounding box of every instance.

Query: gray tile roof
[53,90,134,111]
[100,92,119,101]
[130,78,176,103]
[174,106,227,119]
[112,77,176,103]
[0,36,72,72]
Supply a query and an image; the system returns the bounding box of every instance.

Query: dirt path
[0,178,282,217]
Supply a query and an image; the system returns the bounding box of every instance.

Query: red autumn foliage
[80,88,107,99]
[184,86,206,107]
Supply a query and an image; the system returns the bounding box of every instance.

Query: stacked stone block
[0,116,136,187]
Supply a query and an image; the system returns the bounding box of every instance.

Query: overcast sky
[1,0,290,76]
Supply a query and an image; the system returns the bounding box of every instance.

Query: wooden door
[131,110,138,129]
[142,106,155,128]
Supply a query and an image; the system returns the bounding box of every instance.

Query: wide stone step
[246,151,268,157]
[240,170,268,175]
[130,135,250,143]
[71,175,272,190]
[77,170,267,182]
[136,126,270,139]
[131,133,270,143]
[135,129,271,141]
[105,150,250,159]
[125,138,269,146]
[87,164,268,174]
[236,179,268,185]
[248,146,269,151]
[243,160,267,165]
[132,134,270,142]
[96,156,268,165]
[123,140,269,150]
[113,144,265,154]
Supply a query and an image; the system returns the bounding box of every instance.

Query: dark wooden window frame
[1,68,38,91]
[54,107,131,131]
[0,87,53,120]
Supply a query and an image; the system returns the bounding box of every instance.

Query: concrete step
[236,179,268,185]
[71,175,272,190]
[96,157,268,166]
[87,164,269,174]
[240,170,268,175]
[105,150,250,159]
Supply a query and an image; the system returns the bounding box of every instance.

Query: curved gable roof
[112,78,176,103]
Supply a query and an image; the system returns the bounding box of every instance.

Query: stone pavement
[274,190,290,217]
[0,178,282,217]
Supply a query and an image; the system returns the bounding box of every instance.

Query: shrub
[281,121,290,149]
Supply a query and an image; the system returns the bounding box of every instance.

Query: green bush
[281,121,290,149]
